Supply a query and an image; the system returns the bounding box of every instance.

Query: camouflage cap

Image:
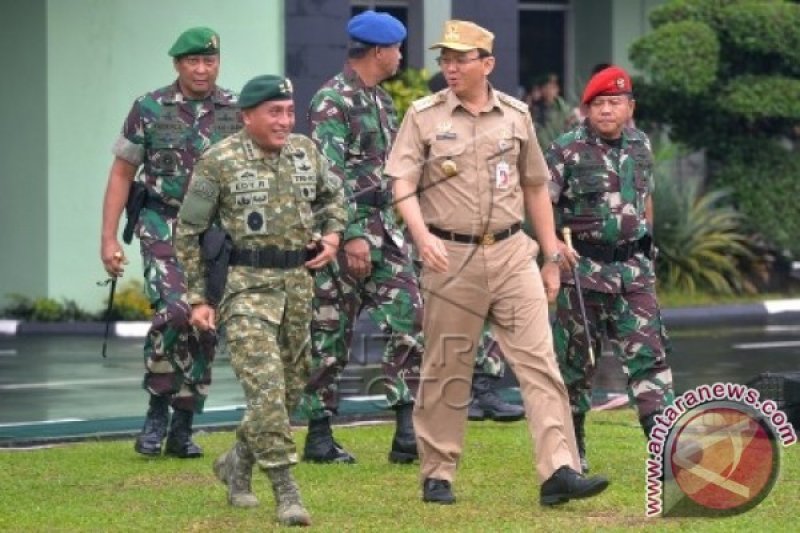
[239,75,294,109]
[429,20,494,53]
[168,27,220,58]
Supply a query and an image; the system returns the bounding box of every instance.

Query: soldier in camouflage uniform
[300,10,423,465]
[546,66,675,473]
[100,27,241,459]
[174,75,347,527]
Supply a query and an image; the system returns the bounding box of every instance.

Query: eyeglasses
[435,55,484,68]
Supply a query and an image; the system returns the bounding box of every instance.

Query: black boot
[640,411,661,439]
[467,398,486,421]
[388,404,417,464]
[302,417,356,463]
[134,395,169,456]
[471,374,525,422]
[573,413,589,474]
[164,408,203,458]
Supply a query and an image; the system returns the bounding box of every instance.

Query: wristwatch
[543,251,563,264]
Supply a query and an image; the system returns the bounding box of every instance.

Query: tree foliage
[630,0,800,255]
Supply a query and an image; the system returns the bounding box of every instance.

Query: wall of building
[0,0,49,305]
[35,0,283,311]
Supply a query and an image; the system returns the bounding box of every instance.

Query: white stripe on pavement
[0,418,84,427]
[0,377,139,391]
[733,340,800,350]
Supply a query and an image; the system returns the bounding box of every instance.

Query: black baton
[97,277,117,358]
[562,227,595,367]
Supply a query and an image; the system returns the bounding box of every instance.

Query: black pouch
[200,227,233,306]
[122,182,147,244]
[640,234,654,260]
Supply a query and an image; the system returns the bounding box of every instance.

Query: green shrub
[719,75,800,120]
[652,143,754,294]
[1,294,96,322]
[630,20,719,95]
[105,280,152,321]
[382,68,430,120]
[720,1,800,74]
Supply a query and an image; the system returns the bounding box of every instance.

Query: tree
[629,0,800,255]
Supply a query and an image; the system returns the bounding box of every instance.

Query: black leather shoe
[422,478,455,504]
[540,466,609,506]
[164,408,203,458]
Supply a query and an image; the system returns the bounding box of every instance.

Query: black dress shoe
[422,478,455,504]
[540,466,609,506]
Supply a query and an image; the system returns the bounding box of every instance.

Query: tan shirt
[385,87,550,235]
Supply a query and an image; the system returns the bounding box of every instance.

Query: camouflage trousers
[474,323,506,378]
[223,281,311,469]
[139,209,213,413]
[301,236,423,419]
[552,284,674,418]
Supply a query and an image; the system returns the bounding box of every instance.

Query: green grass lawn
[1,410,797,532]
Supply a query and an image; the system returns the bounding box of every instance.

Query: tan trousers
[415,232,580,483]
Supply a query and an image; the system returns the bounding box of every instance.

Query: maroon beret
[581,66,632,105]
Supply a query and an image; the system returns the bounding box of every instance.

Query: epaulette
[497,92,529,114]
[412,92,445,113]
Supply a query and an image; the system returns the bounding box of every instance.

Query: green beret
[168,27,220,58]
[239,75,294,109]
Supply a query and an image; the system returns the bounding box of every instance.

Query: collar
[580,119,642,147]
[443,83,502,115]
[165,80,233,106]
[342,63,371,91]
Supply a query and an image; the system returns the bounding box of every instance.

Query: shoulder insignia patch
[412,93,445,113]
[497,92,529,114]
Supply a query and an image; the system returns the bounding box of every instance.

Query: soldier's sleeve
[111,98,146,166]
[175,156,221,305]
[308,89,364,242]
[545,133,569,204]
[311,145,348,236]
[384,107,424,185]
[642,133,656,193]
[518,112,550,188]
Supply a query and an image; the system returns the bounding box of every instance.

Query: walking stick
[97,276,117,358]
[562,227,595,367]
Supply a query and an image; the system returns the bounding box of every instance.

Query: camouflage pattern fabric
[547,121,674,418]
[301,64,423,419]
[474,323,505,378]
[174,130,347,466]
[113,81,240,413]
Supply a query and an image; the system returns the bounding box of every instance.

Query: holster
[200,226,233,306]
[122,181,147,244]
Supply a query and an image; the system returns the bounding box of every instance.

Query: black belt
[229,247,308,269]
[573,237,646,263]
[144,197,180,218]
[353,189,390,208]
[429,223,521,245]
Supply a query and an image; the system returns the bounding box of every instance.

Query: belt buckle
[479,233,496,246]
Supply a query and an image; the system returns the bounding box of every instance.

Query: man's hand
[416,230,449,273]
[101,241,128,277]
[556,239,579,271]
[190,303,216,331]
[306,232,341,270]
[541,262,561,303]
[341,237,371,278]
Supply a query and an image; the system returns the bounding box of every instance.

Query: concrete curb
[3,299,800,337]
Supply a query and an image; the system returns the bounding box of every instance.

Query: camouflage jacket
[174,131,348,324]
[112,81,241,209]
[546,120,655,293]
[308,64,406,258]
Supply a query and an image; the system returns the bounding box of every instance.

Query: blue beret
[239,75,293,109]
[347,10,407,46]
